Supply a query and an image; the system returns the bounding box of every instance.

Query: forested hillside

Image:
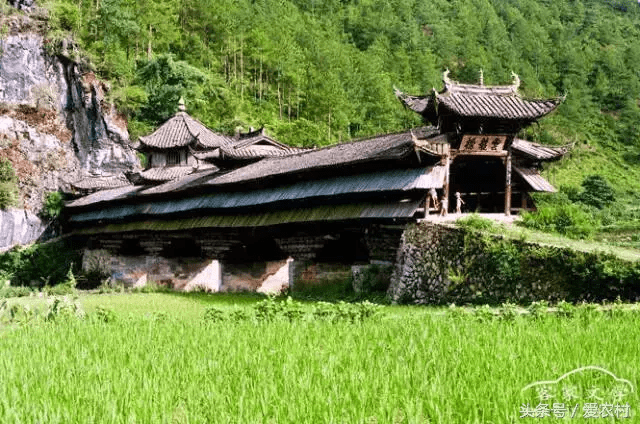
[14,0,640,199]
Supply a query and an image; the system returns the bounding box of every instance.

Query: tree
[135,54,207,124]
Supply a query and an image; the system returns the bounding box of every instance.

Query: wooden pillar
[505,148,512,216]
[444,153,451,214]
[521,191,527,210]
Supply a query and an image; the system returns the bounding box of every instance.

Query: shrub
[473,304,496,322]
[0,158,16,182]
[0,240,81,288]
[527,300,549,319]
[520,203,598,239]
[579,175,615,209]
[43,191,64,219]
[456,214,496,231]
[0,285,33,298]
[49,1,80,32]
[498,301,519,321]
[109,85,148,117]
[94,306,117,323]
[203,306,227,323]
[0,182,19,209]
[45,297,85,321]
[555,300,576,318]
[0,159,19,210]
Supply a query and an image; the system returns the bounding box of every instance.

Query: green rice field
[0,293,637,423]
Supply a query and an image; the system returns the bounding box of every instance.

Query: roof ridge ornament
[511,72,520,91]
[178,96,186,112]
[479,69,484,86]
[443,69,452,87]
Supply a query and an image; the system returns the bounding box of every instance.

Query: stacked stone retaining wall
[388,222,640,304]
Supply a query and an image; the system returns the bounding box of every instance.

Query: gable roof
[137,112,233,149]
[69,166,444,221]
[511,138,570,161]
[396,70,562,123]
[203,130,419,188]
[70,174,132,192]
[221,127,308,160]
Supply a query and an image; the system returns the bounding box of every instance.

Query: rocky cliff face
[0,33,139,176]
[0,5,140,249]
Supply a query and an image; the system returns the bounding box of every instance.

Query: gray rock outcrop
[0,21,140,249]
[0,34,139,175]
[6,0,34,11]
[0,115,80,212]
[0,208,46,252]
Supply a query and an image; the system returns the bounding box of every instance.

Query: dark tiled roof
[139,167,221,196]
[204,131,418,188]
[137,166,196,182]
[394,87,432,114]
[190,148,220,161]
[437,91,561,120]
[138,112,232,149]
[396,71,563,122]
[512,138,570,161]
[514,167,556,192]
[69,167,442,221]
[74,199,423,234]
[219,144,305,160]
[71,174,132,191]
[66,185,144,208]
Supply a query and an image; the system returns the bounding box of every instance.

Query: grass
[0,293,638,423]
[455,214,640,262]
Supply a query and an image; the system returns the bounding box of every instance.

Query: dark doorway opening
[450,157,506,213]
[162,238,201,258]
[316,232,369,263]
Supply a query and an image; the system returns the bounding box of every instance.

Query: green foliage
[1,293,640,422]
[94,306,117,323]
[203,306,227,323]
[44,266,77,296]
[354,264,392,294]
[520,203,598,239]
[199,295,386,323]
[579,175,616,209]
[0,158,16,183]
[0,240,81,288]
[0,285,33,298]
[45,296,85,321]
[109,85,148,117]
[498,301,519,321]
[555,300,576,318]
[42,191,64,219]
[47,1,80,33]
[135,54,207,125]
[456,214,496,231]
[400,222,640,305]
[0,159,19,210]
[527,300,549,320]
[0,182,19,209]
[473,305,496,322]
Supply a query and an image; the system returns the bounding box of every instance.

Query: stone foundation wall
[82,249,291,293]
[388,222,640,304]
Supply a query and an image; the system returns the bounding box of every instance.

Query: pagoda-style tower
[130,98,231,184]
[396,70,565,215]
[130,99,304,185]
